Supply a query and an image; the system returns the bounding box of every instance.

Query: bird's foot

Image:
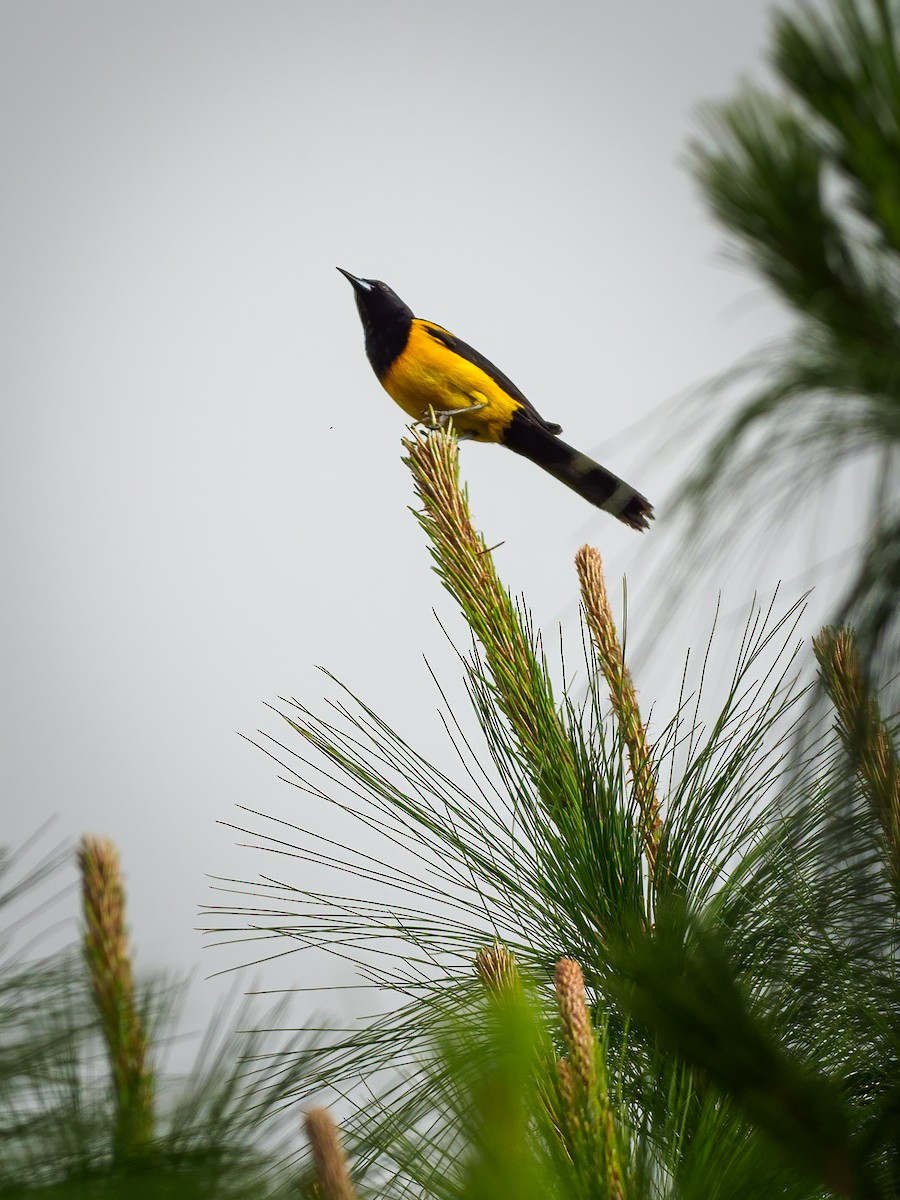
[418,403,486,433]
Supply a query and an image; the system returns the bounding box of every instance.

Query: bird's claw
[418,402,486,434]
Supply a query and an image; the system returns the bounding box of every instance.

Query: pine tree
[217,427,900,1198]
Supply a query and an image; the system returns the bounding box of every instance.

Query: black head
[337,267,414,379]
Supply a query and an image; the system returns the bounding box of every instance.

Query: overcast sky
[4,0,834,1043]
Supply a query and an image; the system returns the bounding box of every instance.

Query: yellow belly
[381,321,519,443]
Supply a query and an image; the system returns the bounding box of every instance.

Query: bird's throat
[362,307,413,380]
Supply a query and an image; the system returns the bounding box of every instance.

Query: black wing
[422,322,563,435]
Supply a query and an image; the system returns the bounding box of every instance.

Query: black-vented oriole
[338,269,653,531]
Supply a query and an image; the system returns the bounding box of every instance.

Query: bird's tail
[503,414,653,531]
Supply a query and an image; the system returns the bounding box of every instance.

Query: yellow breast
[381,321,520,443]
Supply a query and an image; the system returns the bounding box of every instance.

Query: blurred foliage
[681,0,900,697]
[0,830,315,1198]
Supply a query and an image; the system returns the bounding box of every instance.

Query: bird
[337,268,653,531]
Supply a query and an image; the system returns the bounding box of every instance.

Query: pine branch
[575,545,661,873]
[403,427,582,816]
[304,1107,357,1200]
[475,941,520,997]
[676,0,900,697]
[813,624,900,887]
[554,956,626,1200]
[78,834,154,1162]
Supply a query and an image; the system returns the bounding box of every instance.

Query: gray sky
[4,1,819,1034]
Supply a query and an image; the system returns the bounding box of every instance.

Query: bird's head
[337,268,413,328]
[337,268,414,376]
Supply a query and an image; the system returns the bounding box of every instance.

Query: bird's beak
[336,267,373,294]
